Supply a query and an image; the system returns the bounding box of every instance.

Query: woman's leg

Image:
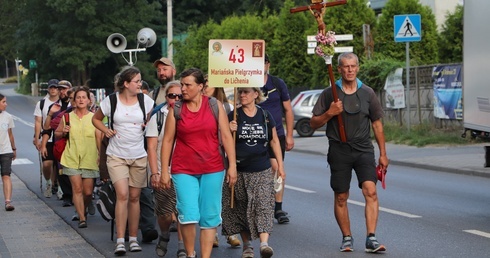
[113,179,130,239]
[82,177,94,214]
[2,175,12,202]
[68,174,85,221]
[127,186,141,237]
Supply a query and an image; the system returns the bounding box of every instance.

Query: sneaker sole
[340,247,354,252]
[365,245,386,253]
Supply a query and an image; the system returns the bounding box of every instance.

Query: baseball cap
[376,165,387,189]
[153,57,175,69]
[48,79,59,88]
[58,80,72,89]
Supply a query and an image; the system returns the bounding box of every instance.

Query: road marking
[12,115,35,127]
[285,185,316,193]
[348,200,422,218]
[463,230,490,239]
[12,158,34,165]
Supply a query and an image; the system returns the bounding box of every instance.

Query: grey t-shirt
[312,83,383,152]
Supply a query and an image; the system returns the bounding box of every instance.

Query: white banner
[383,68,406,109]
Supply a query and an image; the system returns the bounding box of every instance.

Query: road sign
[307,34,353,55]
[394,14,421,42]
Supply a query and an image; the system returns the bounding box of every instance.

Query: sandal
[274,210,289,224]
[78,220,87,228]
[155,235,169,257]
[177,249,186,258]
[242,246,254,258]
[5,201,14,211]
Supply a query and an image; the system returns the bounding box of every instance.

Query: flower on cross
[315,31,337,57]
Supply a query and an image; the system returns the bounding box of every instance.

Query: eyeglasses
[238,89,253,94]
[131,79,142,84]
[166,93,183,99]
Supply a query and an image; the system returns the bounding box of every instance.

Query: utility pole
[167,0,173,59]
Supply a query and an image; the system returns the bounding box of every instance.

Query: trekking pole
[38,151,43,192]
[230,87,238,208]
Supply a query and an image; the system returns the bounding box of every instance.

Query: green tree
[438,4,463,63]
[375,0,439,65]
[270,0,311,88]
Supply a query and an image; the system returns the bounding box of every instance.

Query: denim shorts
[0,153,14,176]
[172,171,225,228]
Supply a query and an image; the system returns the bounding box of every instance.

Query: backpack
[173,97,228,168]
[108,93,146,130]
[95,181,117,240]
[53,113,70,162]
[262,75,285,113]
[150,101,167,135]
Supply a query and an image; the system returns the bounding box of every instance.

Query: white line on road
[12,158,34,165]
[285,185,316,193]
[348,200,422,218]
[463,230,490,239]
[12,115,34,127]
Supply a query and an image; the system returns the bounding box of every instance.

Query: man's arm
[282,99,295,151]
[33,116,42,150]
[372,119,389,170]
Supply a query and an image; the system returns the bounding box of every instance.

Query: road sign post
[394,14,421,132]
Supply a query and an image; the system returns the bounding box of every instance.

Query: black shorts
[42,142,55,161]
[268,135,286,161]
[327,141,376,193]
[0,153,14,176]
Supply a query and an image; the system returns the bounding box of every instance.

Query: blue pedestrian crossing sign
[394,14,421,42]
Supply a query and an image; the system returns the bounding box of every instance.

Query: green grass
[382,122,486,147]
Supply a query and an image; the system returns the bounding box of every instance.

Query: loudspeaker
[106,33,127,53]
[137,28,157,48]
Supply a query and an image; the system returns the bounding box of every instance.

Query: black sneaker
[340,236,354,252]
[142,229,158,243]
[365,236,386,253]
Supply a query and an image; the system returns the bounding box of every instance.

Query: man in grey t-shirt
[310,52,389,254]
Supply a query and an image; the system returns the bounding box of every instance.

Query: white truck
[462,1,490,166]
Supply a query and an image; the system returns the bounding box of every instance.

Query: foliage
[382,122,477,147]
[358,54,404,91]
[376,0,439,65]
[270,0,312,88]
[438,4,463,63]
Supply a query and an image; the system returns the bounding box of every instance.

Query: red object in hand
[376,165,387,189]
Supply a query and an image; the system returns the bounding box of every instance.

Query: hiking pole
[38,151,43,192]
[230,87,238,209]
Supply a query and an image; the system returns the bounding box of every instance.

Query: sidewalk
[294,132,490,178]
[0,174,103,258]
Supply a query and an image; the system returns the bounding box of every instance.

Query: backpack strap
[137,92,146,124]
[108,93,117,130]
[152,86,161,104]
[40,99,46,113]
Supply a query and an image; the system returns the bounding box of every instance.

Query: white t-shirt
[145,104,168,173]
[33,98,58,142]
[100,92,154,159]
[0,111,15,154]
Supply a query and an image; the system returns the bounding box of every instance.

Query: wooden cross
[290,0,347,14]
[290,0,348,142]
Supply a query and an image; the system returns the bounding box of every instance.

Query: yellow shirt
[60,112,99,170]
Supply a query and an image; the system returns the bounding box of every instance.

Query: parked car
[292,89,326,137]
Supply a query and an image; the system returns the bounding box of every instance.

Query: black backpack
[96,182,117,240]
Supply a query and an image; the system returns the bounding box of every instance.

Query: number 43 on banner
[208,39,265,88]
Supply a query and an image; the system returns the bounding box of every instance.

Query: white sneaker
[57,187,63,200]
[44,184,52,198]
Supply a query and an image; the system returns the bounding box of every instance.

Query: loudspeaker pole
[167,0,173,60]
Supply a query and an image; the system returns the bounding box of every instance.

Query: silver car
[292,89,326,137]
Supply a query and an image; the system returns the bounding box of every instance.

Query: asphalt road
[4,83,490,257]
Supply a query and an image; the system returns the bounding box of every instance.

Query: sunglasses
[167,93,183,99]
